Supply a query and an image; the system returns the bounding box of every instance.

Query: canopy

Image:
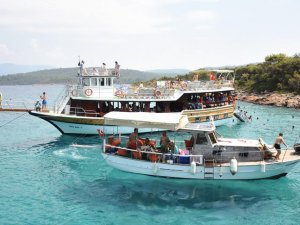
[104,112,189,131]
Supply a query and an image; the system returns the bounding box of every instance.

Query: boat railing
[69,107,99,117]
[103,143,205,165]
[0,99,35,111]
[103,141,266,164]
[122,87,176,99]
[79,68,120,77]
[186,80,234,91]
[53,85,77,114]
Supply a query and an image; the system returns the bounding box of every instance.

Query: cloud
[0,0,173,35]
[186,10,217,22]
[0,44,13,55]
[30,39,39,51]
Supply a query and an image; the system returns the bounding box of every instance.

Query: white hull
[102,153,299,180]
[51,120,163,135]
[48,117,232,135]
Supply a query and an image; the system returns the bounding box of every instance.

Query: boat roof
[210,69,234,73]
[104,112,189,131]
[103,111,215,132]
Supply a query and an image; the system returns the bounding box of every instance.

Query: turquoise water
[0,85,300,225]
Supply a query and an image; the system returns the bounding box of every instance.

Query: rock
[236,91,300,108]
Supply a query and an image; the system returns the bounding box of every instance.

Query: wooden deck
[0,108,32,112]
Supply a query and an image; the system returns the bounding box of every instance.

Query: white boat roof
[104,112,189,131]
[211,69,234,73]
[179,122,215,132]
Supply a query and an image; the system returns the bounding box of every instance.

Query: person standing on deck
[40,92,47,111]
[115,61,120,77]
[274,133,287,160]
[102,63,108,75]
[78,60,84,75]
[160,131,171,153]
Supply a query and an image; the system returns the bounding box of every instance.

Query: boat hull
[102,153,299,180]
[29,110,234,135]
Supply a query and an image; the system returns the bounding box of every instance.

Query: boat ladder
[203,159,215,179]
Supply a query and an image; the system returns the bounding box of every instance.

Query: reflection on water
[1,86,300,225]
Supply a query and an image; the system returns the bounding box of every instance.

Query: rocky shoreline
[236,91,300,108]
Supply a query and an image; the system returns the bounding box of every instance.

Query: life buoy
[71,90,77,96]
[85,89,93,96]
[181,82,188,90]
[230,158,238,175]
[155,89,162,97]
[115,90,125,98]
[190,160,197,174]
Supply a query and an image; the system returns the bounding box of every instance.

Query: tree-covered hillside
[235,54,300,94]
[0,68,178,85]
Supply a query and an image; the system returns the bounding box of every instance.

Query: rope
[0,112,28,128]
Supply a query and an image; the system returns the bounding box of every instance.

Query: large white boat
[100,112,300,180]
[29,67,236,135]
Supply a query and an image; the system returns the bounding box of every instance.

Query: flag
[97,129,105,137]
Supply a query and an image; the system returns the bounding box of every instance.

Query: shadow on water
[58,169,300,213]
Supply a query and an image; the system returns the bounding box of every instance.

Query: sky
[0,0,299,70]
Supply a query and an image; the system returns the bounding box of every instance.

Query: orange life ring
[155,89,162,97]
[85,89,93,96]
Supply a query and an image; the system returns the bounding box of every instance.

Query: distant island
[0,68,181,85]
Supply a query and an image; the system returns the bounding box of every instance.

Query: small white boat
[100,112,300,180]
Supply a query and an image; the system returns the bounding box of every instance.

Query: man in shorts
[274,133,287,160]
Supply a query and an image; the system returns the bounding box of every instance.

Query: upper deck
[71,68,235,101]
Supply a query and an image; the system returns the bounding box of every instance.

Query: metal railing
[69,107,99,117]
[53,85,77,114]
[0,99,35,111]
[103,143,204,164]
[103,142,268,164]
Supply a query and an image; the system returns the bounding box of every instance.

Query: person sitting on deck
[35,101,41,112]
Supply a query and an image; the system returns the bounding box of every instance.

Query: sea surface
[0,85,300,225]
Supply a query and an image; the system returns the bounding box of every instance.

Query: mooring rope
[0,112,28,128]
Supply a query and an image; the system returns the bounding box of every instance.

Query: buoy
[230,158,238,175]
[152,162,158,174]
[155,89,162,97]
[261,160,266,173]
[71,90,77,96]
[219,165,223,177]
[85,89,93,96]
[190,160,196,174]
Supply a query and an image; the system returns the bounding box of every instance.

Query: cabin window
[82,78,90,86]
[107,78,111,86]
[99,78,105,86]
[91,78,97,86]
[196,133,208,145]
[208,132,217,144]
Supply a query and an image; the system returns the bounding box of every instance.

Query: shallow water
[0,85,300,225]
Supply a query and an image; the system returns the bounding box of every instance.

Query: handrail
[69,107,99,117]
[103,144,265,163]
[53,85,77,113]
[1,99,35,110]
